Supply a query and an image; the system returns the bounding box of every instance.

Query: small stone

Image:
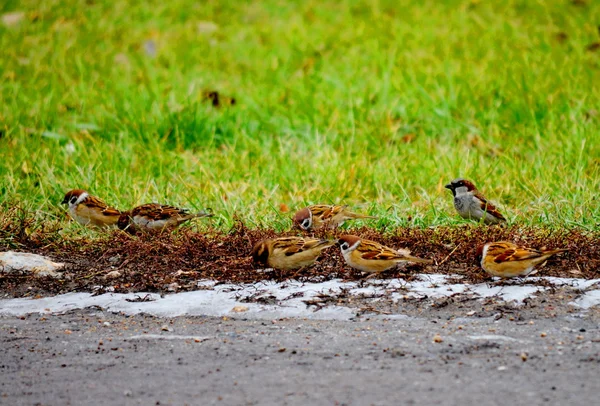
[520,352,528,362]
[103,322,111,327]
[540,332,547,338]
[466,311,476,316]
[105,270,121,279]
[277,348,286,353]
[231,305,249,313]
[497,366,507,371]
[433,334,443,343]
[161,325,172,332]
[0,252,64,277]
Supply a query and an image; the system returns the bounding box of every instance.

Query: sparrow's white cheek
[454,186,469,195]
[481,244,490,267]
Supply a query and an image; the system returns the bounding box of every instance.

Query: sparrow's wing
[473,191,506,221]
[84,195,121,216]
[133,204,190,220]
[357,241,406,261]
[270,237,305,256]
[274,237,333,256]
[493,247,543,263]
[309,205,337,220]
[301,238,335,251]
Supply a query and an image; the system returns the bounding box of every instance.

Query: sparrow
[293,205,377,231]
[476,241,568,278]
[61,189,121,228]
[117,203,213,232]
[445,178,506,224]
[251,237,335,270]
[338,235,432,274]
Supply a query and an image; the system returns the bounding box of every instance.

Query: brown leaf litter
[0,206,599,298]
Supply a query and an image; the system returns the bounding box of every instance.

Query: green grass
[1,0,600,232]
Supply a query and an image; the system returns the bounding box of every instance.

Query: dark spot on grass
[202,90,236,108]
[586,42,600,52]
[554,32,568,44]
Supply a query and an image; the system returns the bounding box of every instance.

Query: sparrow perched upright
[445,178,506,224]
[338,235,432,274]
[251,237,335,270]
[117,203,213,233]
[293,205,377,231]
[477,241,568,278]
[61,189,121,228]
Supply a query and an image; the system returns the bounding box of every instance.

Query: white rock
[0,252,64,278]
[105,270,122,279]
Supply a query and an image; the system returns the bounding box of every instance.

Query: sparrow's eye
[301,219,311,229]
[340,242,350,251]
[70,196,78,204]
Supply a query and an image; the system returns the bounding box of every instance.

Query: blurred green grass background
[1,0,599,231]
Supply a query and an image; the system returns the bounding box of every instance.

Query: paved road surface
[1,307,600,406]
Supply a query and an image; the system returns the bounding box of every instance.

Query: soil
[2,220,598,298]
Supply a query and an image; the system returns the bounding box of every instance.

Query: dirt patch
[1,206,599,297]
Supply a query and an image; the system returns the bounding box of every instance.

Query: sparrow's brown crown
[338,235,361,250]
[292,208,312,230]
[251,241,270,266]
[117,212,132,231]
[62,189,87,205]
[445,178,477,192]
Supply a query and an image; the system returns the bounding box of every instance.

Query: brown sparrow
[61,189,121,228]
[445,178,506,224]
[293,205,377,231]
[251,237,335,270]
[338,235,432,274]
[117,203,213,232]
[476,241,568,278]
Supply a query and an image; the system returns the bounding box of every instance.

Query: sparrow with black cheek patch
[61,189,121,228]
[445,178,506,224]
[251,237,335,270]
[117,203,213,233]
[293,205,377,231]
[476,241,568,278]
[338,235,432,274]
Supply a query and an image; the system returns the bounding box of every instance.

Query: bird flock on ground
[61,178,568,279]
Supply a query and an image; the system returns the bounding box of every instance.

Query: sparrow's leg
[289,266,311,281]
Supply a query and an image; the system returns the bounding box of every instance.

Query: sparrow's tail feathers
[405,256,433,264]
[346,212,378,220]
[191,208,214,219]
[541,248,568,257]
[316,239,336,249]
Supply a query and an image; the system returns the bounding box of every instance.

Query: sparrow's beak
[61,198,68,205]
[444,184,453,190]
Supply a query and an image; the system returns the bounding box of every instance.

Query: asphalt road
[1,309,599,406]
